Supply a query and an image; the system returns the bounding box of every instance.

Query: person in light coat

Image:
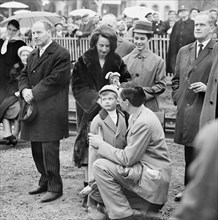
[123,20,166,112]
[89,82,171,220]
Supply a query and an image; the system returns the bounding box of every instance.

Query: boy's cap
[99,85,119,96]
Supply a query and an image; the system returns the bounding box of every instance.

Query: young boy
[80,84,127,220]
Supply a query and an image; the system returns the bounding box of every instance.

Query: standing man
[171,12,216,201]
[18,21,71,203]
[167,7,195,74]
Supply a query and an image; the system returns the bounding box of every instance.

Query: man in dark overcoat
[167,7,195,74]
[18,21,71,203]
[171,12,216,201]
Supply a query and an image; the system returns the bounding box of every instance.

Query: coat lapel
[194,39,214,65]
[30,41,57,72]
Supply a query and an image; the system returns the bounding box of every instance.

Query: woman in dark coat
[71,24,131,207]
[0,19,26,145]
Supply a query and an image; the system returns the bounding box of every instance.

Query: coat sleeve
[118,58,131,83]
[71,57,100,114]
[171,48,182,105]
[143,58,166,100]
[97,121,151,167]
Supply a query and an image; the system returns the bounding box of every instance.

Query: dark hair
[168,10,176,15]
[90,25,117,53]
[7,19,20,30]
[120,82,145,107]
[190,8,200,13]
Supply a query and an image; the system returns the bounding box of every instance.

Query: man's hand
[22,88,34,103]
[88,133,103,149]
[189,82,207,93]
[79,185,92,196]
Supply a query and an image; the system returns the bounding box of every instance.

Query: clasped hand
[22,88,34,103]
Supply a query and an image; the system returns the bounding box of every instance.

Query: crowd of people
[0,6,218,220]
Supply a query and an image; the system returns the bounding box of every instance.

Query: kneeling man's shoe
[88,207,106,220]
[40,192,63,203]
[29,186,47,195]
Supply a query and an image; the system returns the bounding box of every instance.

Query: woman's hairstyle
[7,19,20,30]
[120,82,146,107]
[89,24,117,53]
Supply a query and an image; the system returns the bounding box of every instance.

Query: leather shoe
[175,192,183,202]
[40,192,63,203]
[29,186,47,195]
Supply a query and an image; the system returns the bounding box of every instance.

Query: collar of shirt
[39,40,53,56]
[132,48,151,59]
[196,38,211,50]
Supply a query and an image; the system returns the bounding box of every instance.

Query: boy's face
[100,92,117,111]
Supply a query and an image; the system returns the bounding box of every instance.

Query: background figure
[18,21,71,203]
[89,82,171,220]
[152,12,163,35]
[65,23,78,37]
[71,25,131,209]
[53,22,65,37]
[209,8,218,22]
[171,12,215,201]
[0,19,26,145]
[171,119,218,220]
[0,46,33,146]
[123,20,166,112]
[200,42,218,127]
[101,13,135,58]
[75,13,95,38]
[160,10,177,35]
[190,8,200,20]
[167,7,195,74]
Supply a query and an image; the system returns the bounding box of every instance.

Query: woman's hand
[88,133,103,149]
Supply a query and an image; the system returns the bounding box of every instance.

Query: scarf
[1,32,22,55]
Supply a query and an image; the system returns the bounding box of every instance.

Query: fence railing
[24,35,170,63]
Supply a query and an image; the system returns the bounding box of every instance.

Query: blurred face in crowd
[100,91,117,111]
[20,50,31,65]
[210,10,217,20]
[32,22,52,48]
[168,11,177,21]
[146,14,152,22]
[93,14,100,24]
[96,35,111,59]
[117,89,128,112]
[194,14,214,42]
[55,24,63,32]
[7,24,18,39]
[153,13,160,22]
[134,32,149,51]
[125,17,133,29]
[190,9,199,20]
[180,9,189,20]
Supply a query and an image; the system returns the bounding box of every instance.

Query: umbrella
[14,9,31,15]
[122,6,154,19]
[0,11,62,28]
[0,1,29,17]
[69,8,97,17]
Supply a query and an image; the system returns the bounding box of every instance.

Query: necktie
[198,44,203,57]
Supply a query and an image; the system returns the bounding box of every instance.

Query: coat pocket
[117,162,143,185]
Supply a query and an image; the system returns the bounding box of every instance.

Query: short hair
[89,25,117,53]
[195,12,216,26]
[33,20,52,31]
[168,10,176,15]
[55,22,63,27]
[120,82,146,107]
[190,8,200,13]
[7,19,20,30]
[100,90,118,99]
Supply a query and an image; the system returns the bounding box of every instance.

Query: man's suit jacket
[18,41,71,141]
[97,105,171,205]
[172,39,216,146]
[200,43,218,127]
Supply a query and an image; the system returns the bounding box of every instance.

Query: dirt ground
[0,79,185,220]
[0,136,184,220]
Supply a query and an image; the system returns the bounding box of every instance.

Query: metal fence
[24,34,170,63]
